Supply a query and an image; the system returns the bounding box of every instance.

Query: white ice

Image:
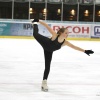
[0,38,100,100]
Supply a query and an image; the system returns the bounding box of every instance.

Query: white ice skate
[41,80,48,92]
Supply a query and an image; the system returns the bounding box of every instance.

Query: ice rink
[0,38,100,100]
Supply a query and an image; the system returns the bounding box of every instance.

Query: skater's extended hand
[32,19,39,23]
[84,50,94,56]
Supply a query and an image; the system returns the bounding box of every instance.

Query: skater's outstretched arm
[64,41,85,52]
[63,41,94,56]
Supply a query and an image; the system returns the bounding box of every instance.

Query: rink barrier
[0,36,100,41]
[0,21,100,40]
[0,36,34,39]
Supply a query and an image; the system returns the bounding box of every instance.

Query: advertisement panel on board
[0,22,11,36]
[91,25,100,38]
[51,23,91,38]
[0,22,51,37]
[0,22,91,39]
[10,23,33,36]
[0,22,33,36]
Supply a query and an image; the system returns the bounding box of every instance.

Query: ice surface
[0,38,100,100]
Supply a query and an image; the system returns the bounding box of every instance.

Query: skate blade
[41,87,48,92]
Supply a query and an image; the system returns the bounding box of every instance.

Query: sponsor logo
[94,26,100,36]
[23,24,33,30]
[52,25,90,34]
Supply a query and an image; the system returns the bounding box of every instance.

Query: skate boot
[41,80,48,92]
[31,19,39,25]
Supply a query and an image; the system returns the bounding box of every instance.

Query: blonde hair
[57,28,66,35]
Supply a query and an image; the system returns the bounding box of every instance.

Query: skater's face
[57,28,69,38]
[61,29,69,38]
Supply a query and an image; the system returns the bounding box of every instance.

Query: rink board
[0,21,100,40]
[0,36,100,41]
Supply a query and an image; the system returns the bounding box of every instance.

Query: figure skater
[32,19,94,92]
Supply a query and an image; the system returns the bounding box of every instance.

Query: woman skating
[32,19,94,92]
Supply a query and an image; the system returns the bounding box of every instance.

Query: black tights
[43,50,53,80]
[33,24,53,80]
